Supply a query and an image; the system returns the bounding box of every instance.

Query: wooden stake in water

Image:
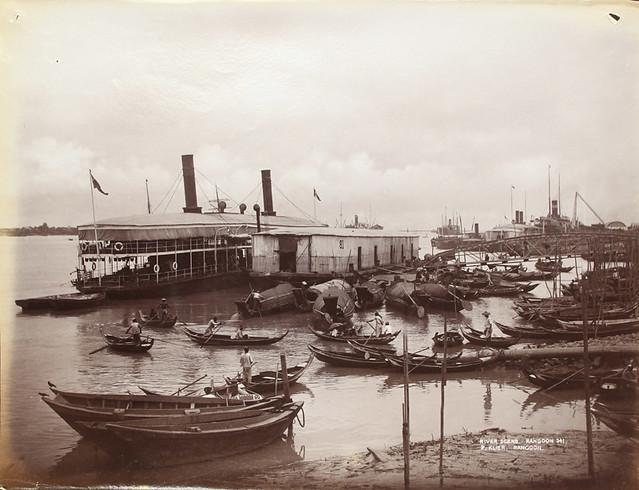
[402,329,410,489]
[581,286,595,477]
[439,318,448,486]
[280,352,291,402]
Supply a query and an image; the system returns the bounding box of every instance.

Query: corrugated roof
[78,212,321,229]
[77,212,325,241]
[254,227,419,238]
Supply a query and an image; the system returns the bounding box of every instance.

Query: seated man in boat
[239,347,255,384]
[234,325,248,339]
[482,311,493,339]
[147,308,159,321]
[158,298,170,320]
[205,317,221,336]
[126,317,142,345]
[622,359,637,382]
[202,386,217,398]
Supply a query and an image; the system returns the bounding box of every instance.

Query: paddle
[200,321,225,347]
[88,345,109,355]
[172,374,208,396]
[401,285,426,319]
[447,288,473,311]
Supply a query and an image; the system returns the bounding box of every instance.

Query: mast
[89,170,102,287]
[558,173,561,217]
[547,164,551,217]
[145,179,151,214]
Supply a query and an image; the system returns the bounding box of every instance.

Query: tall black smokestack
[182,155,202,214]
[261,169,276,216]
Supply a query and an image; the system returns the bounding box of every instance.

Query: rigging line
[238,181,262,206]
[195,169,241,209]
[196,182,211,207]
[162,175,183,214]
[272,183,316,222]
[152,171,182,214]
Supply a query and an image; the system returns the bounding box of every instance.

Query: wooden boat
[495,321,551,339]
[308,325,400,344]
[414,283,465,311]
[15,292,106,311]
[432,331,464,347]
[522,366,618,390]
[213,353,315,395]
[598,376,639,401]
[91,402,304,466]
[555,318,639,330]
[305,279,355,301]
[312,287,356,329]
[354,280,385,310]
[539,323,639,340]
[475,285,523,297]
[384,281,425,318]
[502,270,558,282]
[183,326,289,346]
[234,283,306,317]
[307,344,389,368]
[592,402,638,438]
[385,350,499,373]
[535,259,574,273]
[138,310,178,328]
[460,326,521,347]
[104,334,154,353]
[40,383,279,437]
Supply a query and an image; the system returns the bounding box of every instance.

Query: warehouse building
[252,227,420,274]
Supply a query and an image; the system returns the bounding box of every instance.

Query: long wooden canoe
[184,326,289,346]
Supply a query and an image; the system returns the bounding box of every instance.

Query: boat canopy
[77,212,321,241]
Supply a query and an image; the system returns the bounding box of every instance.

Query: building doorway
[278,237,297,272]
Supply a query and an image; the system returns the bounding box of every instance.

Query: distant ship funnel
[261,169,276,216]
[182,155,202,214]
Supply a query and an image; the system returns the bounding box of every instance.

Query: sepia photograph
[1,1,638,488]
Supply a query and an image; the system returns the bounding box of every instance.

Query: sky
[1,1,638,231]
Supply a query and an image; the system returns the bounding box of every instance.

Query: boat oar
[447,288,473,311]
[88,345,109,355]
[401,286,425,318]
[171,374,208,396]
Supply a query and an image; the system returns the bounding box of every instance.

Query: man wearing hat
[482,311,493,339]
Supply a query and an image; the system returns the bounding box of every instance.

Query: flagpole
[89,170,102,286]
[313,190,317,221]
[146,179,151,214]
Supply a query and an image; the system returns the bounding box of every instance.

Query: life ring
[91,262,97,271]
[114,242,124,252]
[153,264,160,273]
[80,242,88,251]
[172,261,178,271]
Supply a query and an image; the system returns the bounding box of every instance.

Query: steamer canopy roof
[254,227,419,238]
[78,213,324,241]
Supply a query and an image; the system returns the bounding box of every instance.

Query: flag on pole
[91,172,109,196]
[511,185,516,190]
[313,188,321,202]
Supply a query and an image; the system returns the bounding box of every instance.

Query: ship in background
[73,156,322,298]
[431,213,484,250]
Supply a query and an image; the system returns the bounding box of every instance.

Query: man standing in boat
[126,317,142,345]
[374,311,384,336]
[239,347,255,384]
[482,311,493,339]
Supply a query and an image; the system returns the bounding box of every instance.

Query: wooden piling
[280,352,290,402]
[439,318,448,486]
[402,329,410,489]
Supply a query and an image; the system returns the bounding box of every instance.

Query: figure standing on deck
[205,317,220,336]
[373,311,384,336]
[482,311,493,339]
[239,347,255,384]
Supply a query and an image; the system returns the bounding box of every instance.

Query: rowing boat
[385,350,499,373]
[432,331,464,347]
[212,353,314,395]
[104,334,154,353]
[183,326,289,346]
[307,344,388,368]
[459,326,521,347]
[138,310,178,328]
[234,283,307,317]
[307,325,400,344]
[90,402,304,466]
[40,382,279,437]
[15,292,106,311]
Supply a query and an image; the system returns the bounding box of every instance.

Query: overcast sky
[2,1,638,231]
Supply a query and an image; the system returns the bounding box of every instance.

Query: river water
[0,235,602,486]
